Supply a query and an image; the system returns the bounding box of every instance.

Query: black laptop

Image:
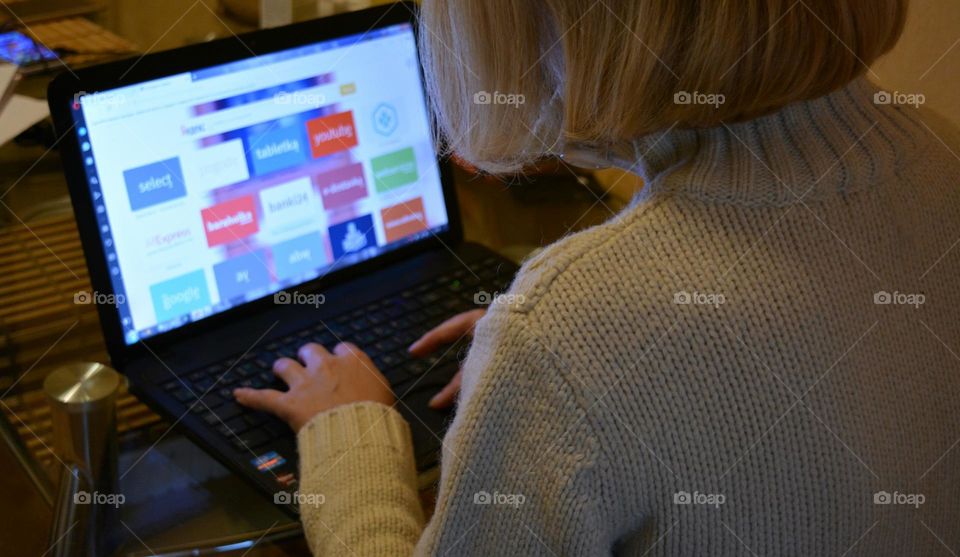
[47,2,516,515]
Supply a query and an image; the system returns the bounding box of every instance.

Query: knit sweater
[296,77,960,556]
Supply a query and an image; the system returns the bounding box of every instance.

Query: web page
[72,24,449,344]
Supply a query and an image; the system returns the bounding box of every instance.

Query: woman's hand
[408,309,486,409]
[234,342,394,432]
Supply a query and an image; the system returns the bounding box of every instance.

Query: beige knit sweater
[296,78,960,556]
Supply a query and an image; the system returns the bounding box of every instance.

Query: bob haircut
[419,0,908,173]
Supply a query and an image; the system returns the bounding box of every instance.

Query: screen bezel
[48,2,462,367]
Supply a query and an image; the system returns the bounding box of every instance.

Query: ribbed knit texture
[297,78,960,556]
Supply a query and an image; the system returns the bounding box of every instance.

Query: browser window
[70,23,449,344]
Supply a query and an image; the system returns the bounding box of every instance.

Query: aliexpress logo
[146,228,192,249]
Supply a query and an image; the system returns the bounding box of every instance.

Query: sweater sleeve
[296,401,425,556]
[296,308,608,556]
[415,308,607,556]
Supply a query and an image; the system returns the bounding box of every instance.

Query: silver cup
[44,363,122,557]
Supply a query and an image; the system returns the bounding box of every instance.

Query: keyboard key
[405,360,431,376]
[384,305,403,318]
[232,430,270,451]
[201,393,224,408]
[215,402,243,420]
[171,387,196,403]
[388,317,412,330]
[315,332,336,346]
[237,363,258,378]
[383,367,410,386]
[263,420,287,438]
[406,309,428,324]
[225,416,250,435]
[442,297,463,311]
[414,282,431,294]
[356,331,377,345]
[244,412,268,428]
[371,340,394,354]
[396,332,420,348]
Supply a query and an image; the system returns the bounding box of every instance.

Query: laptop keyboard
[160,255,511,456]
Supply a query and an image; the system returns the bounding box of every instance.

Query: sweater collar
[599,78,930,206]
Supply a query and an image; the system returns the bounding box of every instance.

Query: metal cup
[44,362,122,557]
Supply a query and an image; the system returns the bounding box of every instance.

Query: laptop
[48,2,517,516]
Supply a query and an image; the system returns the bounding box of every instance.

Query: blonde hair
[419,0,908,173]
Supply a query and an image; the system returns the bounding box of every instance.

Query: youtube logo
[306,111,358,158]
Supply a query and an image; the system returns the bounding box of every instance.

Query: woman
[236,0,960,554]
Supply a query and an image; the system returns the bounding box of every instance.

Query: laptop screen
[69,23,449,345]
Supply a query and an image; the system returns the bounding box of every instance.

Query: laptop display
[67,23,449,345]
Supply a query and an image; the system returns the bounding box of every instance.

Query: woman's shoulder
[499,197,670,317]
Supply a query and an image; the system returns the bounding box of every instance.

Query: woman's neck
[566,78,931,207]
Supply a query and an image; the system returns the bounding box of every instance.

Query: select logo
[306,111,358,158]
[201,196,259,247]
[123,157,187,211]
